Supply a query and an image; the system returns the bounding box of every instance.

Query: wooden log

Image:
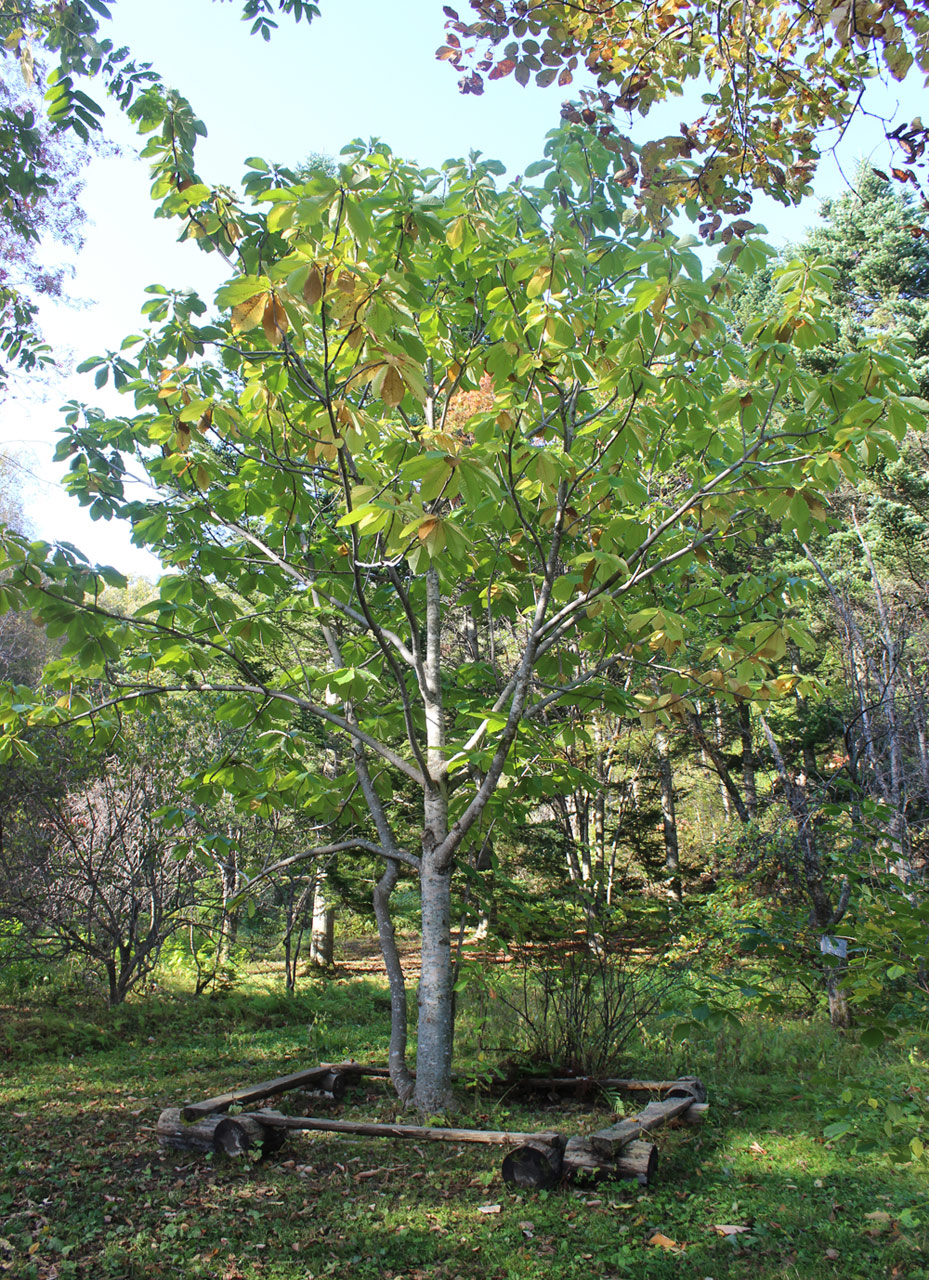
[157,1108,226,1153]
[501,1137,566,1189]
[182,1062,361,1121]
[291,1070,347,1107]
[213,1115,288,1158]
[677,1101,708,1125]
[250,1109,564,1148]
[563,1136,658,1186]
[590,1089,698,1158]
[667,1076,707,1103]
[514,1075,705,1098]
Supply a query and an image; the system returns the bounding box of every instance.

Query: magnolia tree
[0,126,919,1110]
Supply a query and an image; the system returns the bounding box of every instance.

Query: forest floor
[0,949,926,1280]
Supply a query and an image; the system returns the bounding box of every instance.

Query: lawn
[0,957,926,1280]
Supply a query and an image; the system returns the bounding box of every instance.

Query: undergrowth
[0,957,925,1280]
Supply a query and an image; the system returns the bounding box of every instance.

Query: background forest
[1,2,928,1278]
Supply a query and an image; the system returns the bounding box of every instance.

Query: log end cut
[213,1115,287,1159]
[501,1137,566,1189]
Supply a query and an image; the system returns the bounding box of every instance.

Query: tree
[440,1,929,222]
[0,0,320,385]
[0,127,918,1109]
[0,722,203,1005]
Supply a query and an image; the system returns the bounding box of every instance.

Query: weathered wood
[157,1108,226,1153]
[291,1070,347,1107]
[590,1089,698,1158]
[501,1137,566,1189]
[182,1062,361,1121]
[251,1109,564,1147]
[515,1075,705,1099]
[563,1136,658,1186]
[666,1076,707,1103]
[677,1101,709,1125]
[213,1115,287,1158]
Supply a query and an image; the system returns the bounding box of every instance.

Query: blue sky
[2,0,922,576]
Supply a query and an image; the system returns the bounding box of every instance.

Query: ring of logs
[159,1069,707,1186]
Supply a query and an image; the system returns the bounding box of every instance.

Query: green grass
[0,962,926,1280]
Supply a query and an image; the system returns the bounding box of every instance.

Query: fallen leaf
[478,1204,501,1215]
[825,1249,840,1260]
[713,1224,750,1236]
[648,1231,679,1249]
[749,1141,767,1155]
[865,1210,892,1223]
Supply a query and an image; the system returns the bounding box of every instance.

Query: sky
[1,0,923,578]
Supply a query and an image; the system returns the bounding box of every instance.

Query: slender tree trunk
[654,726,681,901]
[738,703,758,819]
[416,852,454,1112]
[309,873,334,968]
[688,711,750,824]
[713,703,731,820]
[414,566,455,1113]
[372,856,414,1101]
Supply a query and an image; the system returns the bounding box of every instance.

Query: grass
[0,959,926,1280]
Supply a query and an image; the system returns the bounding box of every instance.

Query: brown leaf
[381,365,406,408]
[263,295,288,347]
[647,1232,679,1249]
[489,58,516,80]
[713,1224,750,1236]
[304,265,324,307]
[230,293,269,334]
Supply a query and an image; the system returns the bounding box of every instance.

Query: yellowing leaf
[647,1232,679,1250]
[381,366,406,408]
[263,295,288,347]
[304,265,324,306]
[231,292,269,334]
[417,518,439,542]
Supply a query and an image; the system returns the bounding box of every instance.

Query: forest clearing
[2,948,927,1280]
[2,1,929,1276]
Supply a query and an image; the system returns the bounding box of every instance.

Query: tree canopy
[0,116,921,1105]
[439,0,929,224]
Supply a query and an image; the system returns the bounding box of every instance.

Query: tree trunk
[687,711,751,824]
[309,874,334,968]
[654,726,681,900]
[414,565,455,1114]
[415,853,454,1113]
[827,966,851,1029]
[738,703,758,819]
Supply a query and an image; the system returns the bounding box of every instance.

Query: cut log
[250,1110,564,1147]
[563,1136,657,1186]
[157,1108,226,1153]
[501,1137,566,1189]
[665,1075,711,1105]
[213,1115,287,1158]
[182,1062,362,1121]
[590,1089,698,1158]
[677,1101,708,1125]
[291,1070,347,1107]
